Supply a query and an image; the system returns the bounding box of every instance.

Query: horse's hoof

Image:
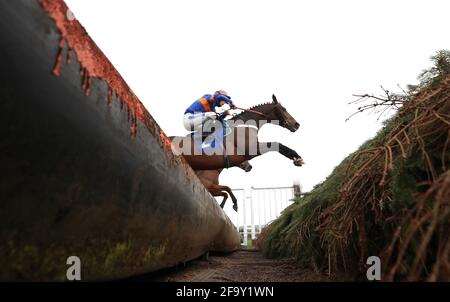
[233,204,238,212]
[293,158,304,166]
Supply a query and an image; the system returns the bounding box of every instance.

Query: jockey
[183,90,236,131]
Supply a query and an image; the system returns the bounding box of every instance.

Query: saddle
[190,120,232,168]
[190,120,232,147]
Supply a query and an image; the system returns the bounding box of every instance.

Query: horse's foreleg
[278,143,304,166]
[256,142,304,166]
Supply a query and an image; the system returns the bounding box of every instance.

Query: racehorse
[170,94,304,170]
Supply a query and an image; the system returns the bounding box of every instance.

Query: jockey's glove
[215,104,231,114]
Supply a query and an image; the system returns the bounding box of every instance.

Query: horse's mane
[232,102,277,120]
[248,102,273,110]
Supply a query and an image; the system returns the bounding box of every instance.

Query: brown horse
[170,94,304,170]
[195,161,252,212]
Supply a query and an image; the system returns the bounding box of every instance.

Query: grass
[258,75,450,281]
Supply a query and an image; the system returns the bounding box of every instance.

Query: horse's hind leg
[209,187,228,208]
[211,184,238,212]
[218,192,228,208]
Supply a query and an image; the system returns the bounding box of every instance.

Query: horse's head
[233,94,300,132]
[269,94,300,132]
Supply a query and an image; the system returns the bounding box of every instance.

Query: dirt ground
[145,249,332,282]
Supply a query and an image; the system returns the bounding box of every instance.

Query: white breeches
[183,112,217,131]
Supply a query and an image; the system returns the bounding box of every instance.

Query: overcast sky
[65,0,449,198]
